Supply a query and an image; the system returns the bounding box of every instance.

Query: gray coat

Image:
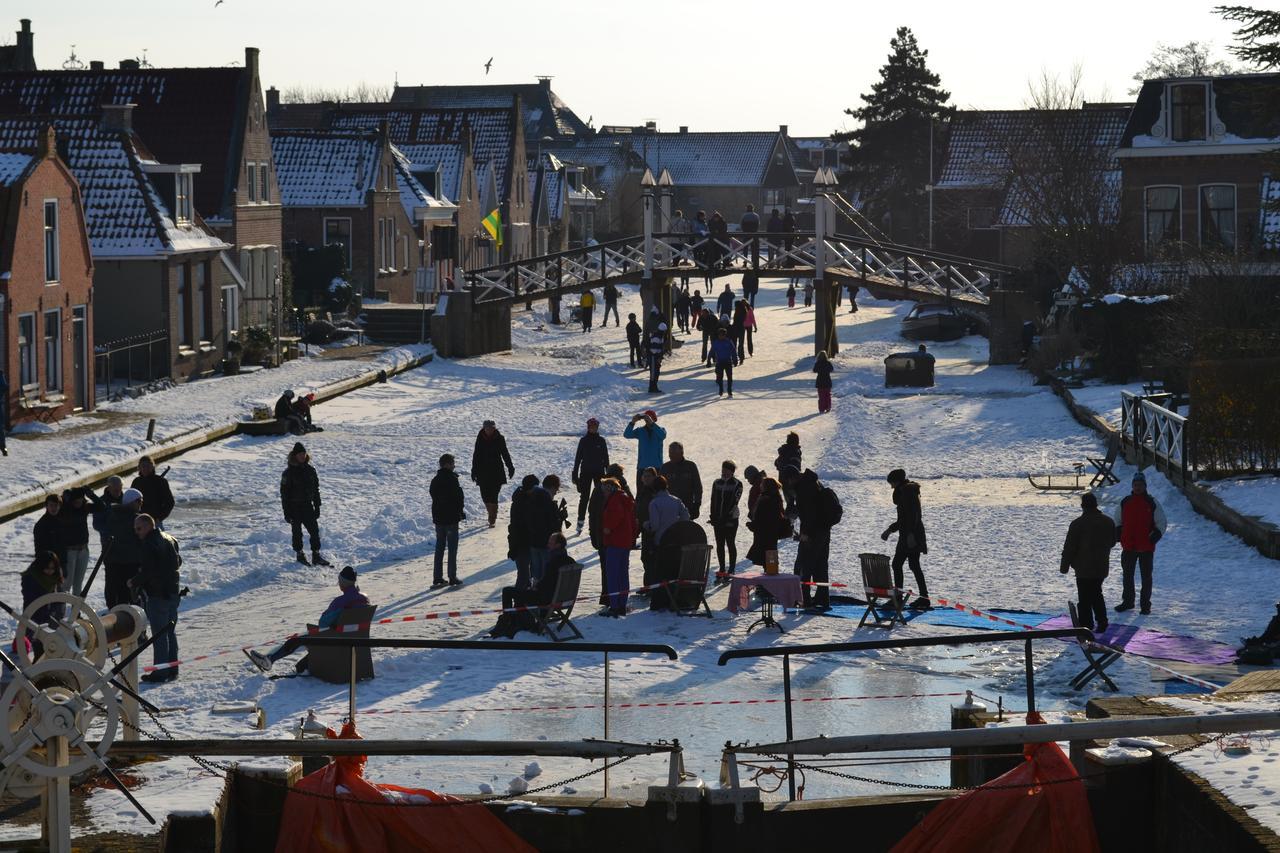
[647,491,690,544]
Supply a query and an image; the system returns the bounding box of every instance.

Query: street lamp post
[813,167,839,357]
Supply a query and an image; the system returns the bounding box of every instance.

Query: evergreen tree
[839,27,952,246]
[1216,5,1280,68]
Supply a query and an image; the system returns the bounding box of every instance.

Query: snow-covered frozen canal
[5,275,1277,837]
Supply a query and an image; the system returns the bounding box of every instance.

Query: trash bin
[885,347,935,388]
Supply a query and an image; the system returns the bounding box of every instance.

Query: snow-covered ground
[0,343,431,506]
[1066,379,1145,430]
[1206,476,1280,528]
[2,279,1278,839]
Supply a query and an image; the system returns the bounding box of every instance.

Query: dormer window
[1169,83,1208,142]
[175,173,193,223]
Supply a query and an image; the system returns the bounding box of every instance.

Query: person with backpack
[1113,471,1167,615]
[572,418,610,532]
[129,513,183,682]
[881,468,930,609]
[709,460,743,576]
[794,470,841,610]
[814,351,834,414]
[626,313,644,369]
[430,454,466,588]
[602,282,621,327]
[710,328,736,398]
[580,289,596,333]
[600,477,638,616]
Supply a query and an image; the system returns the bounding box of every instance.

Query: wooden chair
[534,563,584,642]
[1067,602,1120,692]
[305,605,377,684]
[1087,434,1121,487]
[674,544,714,618]
[857,553,905,629]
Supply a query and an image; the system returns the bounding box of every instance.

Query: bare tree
[1129,41,1242,94]
[278,82,392,104]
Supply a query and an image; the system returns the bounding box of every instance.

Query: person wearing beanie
[430,454,467,587]
[624,411,667,487]
[281,442,330,567]
[274,389,306,435]
[572,418,610,532]
[1113,471,1167,615]
[103,486,145,607]
[470,420,515,528]
[244,566,370,674]
[647,322,668,393]
[880,468,930,609]
[131,454,175,529]
[1060,492,1117,632]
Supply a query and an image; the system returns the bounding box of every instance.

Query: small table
[727,572,803,633]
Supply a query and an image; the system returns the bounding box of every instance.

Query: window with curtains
[43,309,61,392]
[1144,186,1180,249]
[1169,83,1208,142]
[1199,185,1236,250]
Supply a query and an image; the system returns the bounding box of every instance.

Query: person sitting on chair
[490,533,574,637]
[244,566,369,673]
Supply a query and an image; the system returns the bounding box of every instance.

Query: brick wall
[2,156,94,421]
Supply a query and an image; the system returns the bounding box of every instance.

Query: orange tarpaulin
[275,721,537,853]
[892,714,1100,853]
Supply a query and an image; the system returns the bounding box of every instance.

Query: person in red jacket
[600,477,638,617]
[1112,471,1167,615]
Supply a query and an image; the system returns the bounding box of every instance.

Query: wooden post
[145,418,156,442]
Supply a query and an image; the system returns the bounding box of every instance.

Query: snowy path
[3,278,1277,837]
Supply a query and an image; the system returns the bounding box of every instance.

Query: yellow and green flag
[482,207,503,249]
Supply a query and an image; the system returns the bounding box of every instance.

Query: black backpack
[820,487,843,527]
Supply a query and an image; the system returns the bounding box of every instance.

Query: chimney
[266,86,280,114]
[118,58,139,70]
[645,121,656,133]
[678,125,688,134]
[101,103,135,133]
[536,76,552,91]
[779,124,788,136]
[89,60,104,71]
[16,19,34,71]
[37,124,55,159]
[244,46,259,79]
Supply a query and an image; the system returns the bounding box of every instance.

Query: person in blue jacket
[623,411,667,486]
[709,328,737,397]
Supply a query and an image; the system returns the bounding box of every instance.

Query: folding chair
[535,563,585,642]
[857,553,906,629]
[1087,434,1121,487]
[674,544,714,618]
[1067,602,1120,691]
[305,605,378,684]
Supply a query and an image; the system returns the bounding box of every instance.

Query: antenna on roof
[137,49,152,69]
[62,45,86,70]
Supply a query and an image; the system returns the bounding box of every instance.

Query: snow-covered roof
[996,169,1121,228]
[271,130,380,207]
[632,131,791,187]
[1120,74,1280,152]
[1261,174,1280,252]
[390,81,591,139]
[395,142,463,201]
[0,116,227,257]
[0,151,31,185]
[392,146,453,222]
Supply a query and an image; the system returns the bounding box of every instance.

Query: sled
[1027,464,1087,491]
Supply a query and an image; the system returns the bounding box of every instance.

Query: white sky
[11,1,1251,137]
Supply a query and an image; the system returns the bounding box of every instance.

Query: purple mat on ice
[1038,615,1237,665]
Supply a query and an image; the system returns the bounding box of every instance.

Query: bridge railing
[465,236,645,304]
[1120,390,1191,485]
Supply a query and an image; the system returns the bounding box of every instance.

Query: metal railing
[717,628,1092,800]
[93,330,169,398]
[1120,390,1191,484]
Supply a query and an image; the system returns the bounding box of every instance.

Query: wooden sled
[1027,464,1087,491]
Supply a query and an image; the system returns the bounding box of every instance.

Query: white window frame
[1197,183,1237,251]
[259,162,270,203]
[43,199,60,283]
[763,189,784,208]
[174,174,193,224]
[17,312,36,390]
[323,217,353,269]
[43,308,61,393]
[222,284,239,336]
[1143,184,1182,250]
[246,162,257,203]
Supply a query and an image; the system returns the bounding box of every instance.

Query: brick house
[272,125,455,303]
[0,126,93,422]
[0,111,242,385]
[1116,73,1280,260]
[0,45,283,337]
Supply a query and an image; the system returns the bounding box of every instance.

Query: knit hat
[483,419,496,428]
[339,565,357,583]
[887,468,907,485]
[283,389,295,398]
[122,488,143,506]
[1133,471,1146,484]
[291,442,307,457]
[587,417,599,427]
[643,409,658,422]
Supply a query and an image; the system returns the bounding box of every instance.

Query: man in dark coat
[491,533,575,638]
[647,323,668,393]
[526,475,566,583]
[430,453,466,587]
[59,487,98,597]
[626,313,644,369]
[508,474,540,589]
[881,468,930,609]
[33,494,66,571]
[471,419,515,528]
[281,442,329,567]
[775,433,803,517]
[794,470,840,610]
[1060,492,1117,632]
[275,390,305,435]
[103,488,144,608]
[131,455,175,529]
[660,442,702,519]
[129,513,183,682]
[572,418,610,530]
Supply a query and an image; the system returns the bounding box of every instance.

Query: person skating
[709,461,743,577]
[602,282,620,327]
[690,290,705,325]
[471,419,515,528]
[661,442,703,519]
[782,209,796,266]
[430,454,466,588]
[1059,492,1117,632]
[245,566,370,674]
[674,288,691,334]
[746,478,790,567]
[623,411,667,497]
[700,308,718,365]
[103,489,144,607]
[814,351,834,414]
[508,475,539,589]
[129,514,183,682]
[281,442,330,567]
[131,455,175,530]
[692,211,711,277]
[710,328,736,397]
[766,209,783,266]
[580,289,595,333]
[526,475,568,584]
[647,323,668,393]
[803,279,814,308]
[716,283,736,318]
[626,313,644,369]
[572,418,610,532]
[787,282,796,308]
[794,470,841,611]
[600,477,638,616]
[847,283,859,313]
[1113,471,1167,615]
[881,468,930,609]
